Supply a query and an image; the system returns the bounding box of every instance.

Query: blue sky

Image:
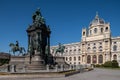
[0,0,120,53]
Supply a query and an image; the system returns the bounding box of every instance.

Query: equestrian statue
[55,43,65,55]
[9,41,26,56]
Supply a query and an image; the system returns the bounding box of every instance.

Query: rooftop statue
[32,8,45,25]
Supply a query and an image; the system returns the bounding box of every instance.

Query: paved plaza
[0,68,120,80]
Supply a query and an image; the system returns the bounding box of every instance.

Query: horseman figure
[55,43,65,56]
[15,41,19,50]
[9,41,26,56]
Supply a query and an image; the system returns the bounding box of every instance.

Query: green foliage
[95,64,104,67]
[101,64,104,67]
[103,61,112,67]
[103,60,119,68]
[111,60,119,68]
[92,60,119,68]
[0,59,10,66]
[95,64,101,67]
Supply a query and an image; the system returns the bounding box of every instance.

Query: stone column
[48,35,50,55]
[28,35,30,51]
[91,55,92,64]
[37,32,40,51]
[39,30,42,54]
[96,54,98,64]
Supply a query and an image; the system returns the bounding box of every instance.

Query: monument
[7,9,55,72]
[26,8,54,70]
[4,8,71,73]
[0,8,88,77]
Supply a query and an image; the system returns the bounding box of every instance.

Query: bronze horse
[9,42,26,56]
[55,43,65,55]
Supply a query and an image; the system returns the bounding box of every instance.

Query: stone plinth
[26,51,46,71]
[9,56,25,65]
[54,56,69,68]
[9,56,26,72]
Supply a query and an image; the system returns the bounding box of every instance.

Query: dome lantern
[90,12,105,26]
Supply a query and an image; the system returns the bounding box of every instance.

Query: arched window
[74,49,76,52]
[92,55,97,63]
[90,30,92,35]
[70,50,72,52]
[113,54,117,60]
[66,57,68,61]
[74,57,76,61]
[93,43,96,45]
[113,45,117,51]
[98,55,103,63]
[69,57,72,61]
[93,47,96,52]
[78,56,81,61]
[78,49,81,51]
[88,43,90,46]
[87,55,91,64]
[105,27,108,32]
[87,47,91,51]
[99,42,102,45]
[101,28,103,33]
[94,28,97,33]
[66,50,68,52]
[113,42,116,44]
[83,32,85,36]
[93,47,96,49]
[99,46,102,52]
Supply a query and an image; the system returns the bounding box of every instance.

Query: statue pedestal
[26,51,46,71]
[54,56,65,64]
[54,56,69,68]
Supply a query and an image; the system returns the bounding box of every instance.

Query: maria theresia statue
[32,8,45,25]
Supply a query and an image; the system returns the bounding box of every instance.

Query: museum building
[50,13,120,66]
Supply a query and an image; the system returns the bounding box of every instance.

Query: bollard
[11,65,15,72]
[23,65,26,72]
[46,65,49,72]
[80,65,83,73]
[55,65,58,72]
[69,65,72,70]
[60,64,64,71]
[7,65,10,72]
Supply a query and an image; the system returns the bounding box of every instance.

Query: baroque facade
[50,13,120,66]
